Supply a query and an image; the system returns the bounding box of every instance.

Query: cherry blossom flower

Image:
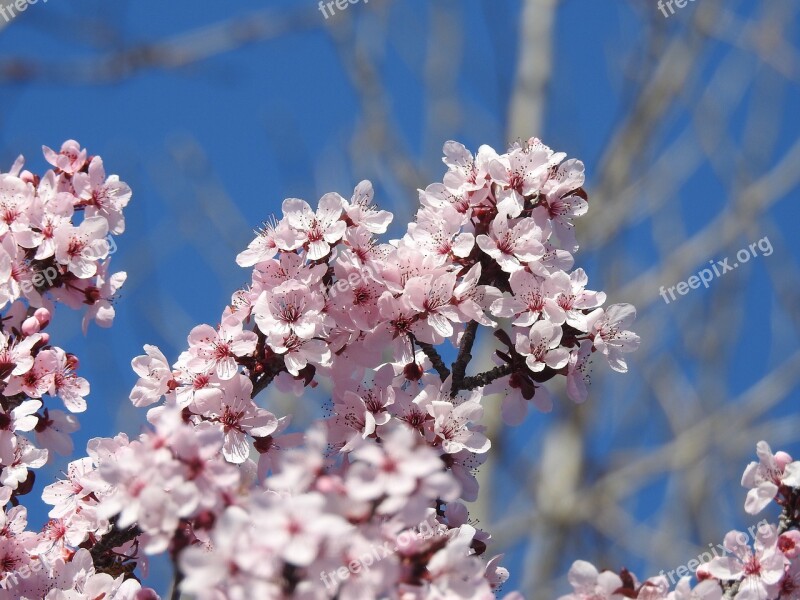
[53,216,109,279]
[342,180,393,234]
[515,320,570,373]
[406,204,474,263]
[48,348,90,413]
[554,268,606,330]
[236,217,301,267]
[0,173,33,239]
[558,560,626,600]
[405,272,461,337]
[42,140,87,174]
[706,525,785,600]
[34,409,79,456]
[491,269,566,326]
[585,303,640,373]
[668,577,723,600]
[427,395,490,454]
[282,193,346,260]
[72,156,132,234]
[476,215,546,273]
[193,374,278,463]
[489,140,564,217]
[130,344,173,408]
[741,441,794,514]
[80,261,126,333]
[539,158,588,251]
[187,315,257,380]
[346,425,460,516]
[253,280,326,340]
[566,341,594,404]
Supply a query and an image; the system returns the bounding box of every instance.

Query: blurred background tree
[1,0,798,597]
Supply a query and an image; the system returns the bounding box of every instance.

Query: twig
[415,340,451,381]
[450,321,479,396]
[459,364,514,392]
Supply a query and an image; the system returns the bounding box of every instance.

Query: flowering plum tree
[3,139,793,600]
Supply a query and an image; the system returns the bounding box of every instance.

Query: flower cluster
[0,141,129,498]
[2,138,641,598]
[560,441,800,600]
[0,143,156,598]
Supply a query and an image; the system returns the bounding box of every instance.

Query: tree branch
[459,363,514,392]
[415,340,451,381]
[450,321,479,396]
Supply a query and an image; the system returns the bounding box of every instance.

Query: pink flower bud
[21,316,41,336]
[34,307,51,327]
[776,451,793,470]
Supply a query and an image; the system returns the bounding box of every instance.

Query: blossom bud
[34,307,51,327]
[775,451,793,470]
[403,362,424,381]
[21,316,41,336]
[20,170,37,185]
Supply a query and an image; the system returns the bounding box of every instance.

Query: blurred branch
[0,8,320,84]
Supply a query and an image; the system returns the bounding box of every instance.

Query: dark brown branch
[415,340,450,381]
[170,567,185,600]
[251,366,283,398]
[459,363,514,392]
[88,521,141,572]
[450,321,479,396]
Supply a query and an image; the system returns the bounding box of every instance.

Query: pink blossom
[253,280,325,340]
[34,409,79,456]
[53,216,109,279]
[706,525,785,600]
[81,261,126,333]
[585,303,640,373]
[491,269,566,326]
[405,272,462,337]
[741,441,794,514]
[236,217,300,267]
[476,215,545,273]
[515,320,570,373]
[282,193,346,260]
[342,180,393,233]
[668,577,723,600]
[558,560,625,600]
[427,394,490,454]
[489,140,564,217]
[187,315,257,379]
[0,173,33,239]
[130,344,173,408]
[193,374,278,463]
[48,348,90,413]
[42,140,87,174]
[73,156,132,234]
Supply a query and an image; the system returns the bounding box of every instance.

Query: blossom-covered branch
[1,138,642,598]
[560,441,800,600]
